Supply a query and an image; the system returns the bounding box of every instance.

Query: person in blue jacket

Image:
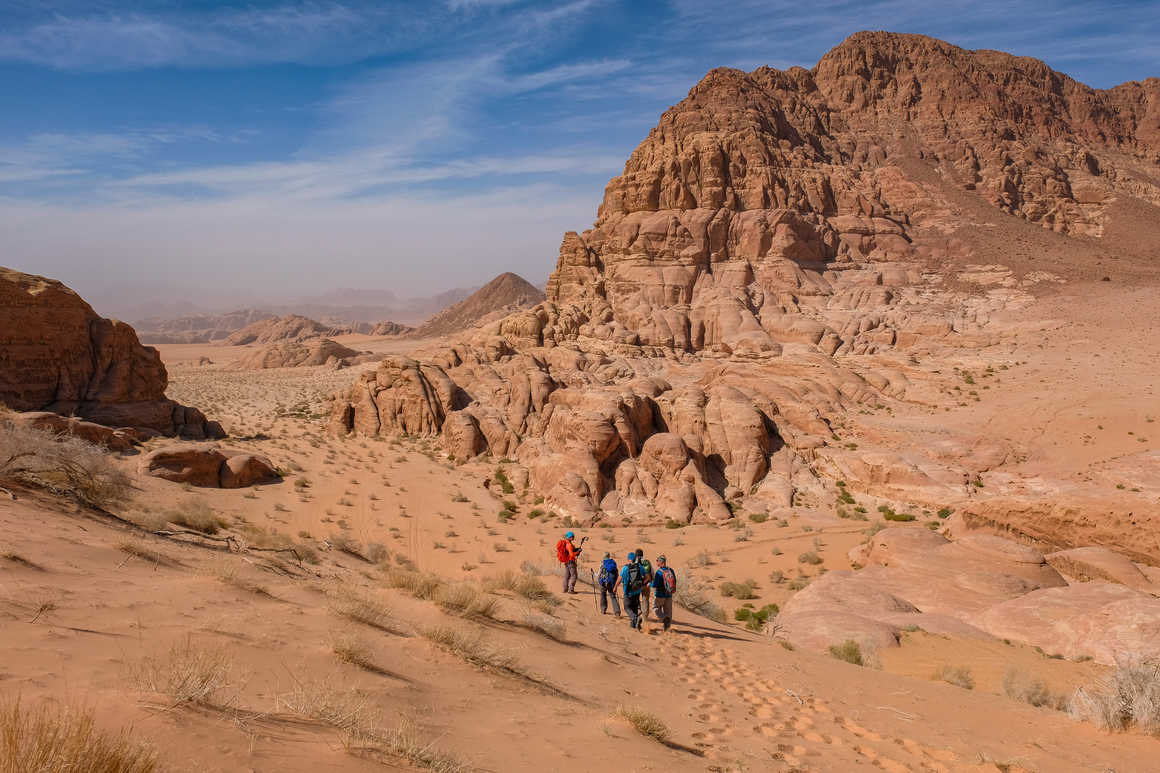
[598,552,622,617]
[621,551,645,630]
[651,554,676,631]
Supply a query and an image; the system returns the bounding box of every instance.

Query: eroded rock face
[8,411,143,452]
[224,314,332,346]
[139,444,279,489]
[328,32,1160,524]
[235,338,365,369]
[0,267,223,439]
[786,528,1160,663]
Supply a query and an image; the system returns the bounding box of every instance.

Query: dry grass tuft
[132,639,237,709]
[436,584,499,620]
[614,705,670,744]
[932,664,974,690]
[1069,658,1160,733]
[167,500,227,535]
[828,639,864,666]
[1001,668,1067,710]
[385,568,445,600]
[521,609,567,642]
[214,564,275,599]
[332,636,389,675]
[423,625,518,672]
[329,589,408,636]
[279,678,377,735]
[0,697,158,773]
[0,421,131,509]
[116,541,180,568]
[482,570,552,602]
[356,716,469,773]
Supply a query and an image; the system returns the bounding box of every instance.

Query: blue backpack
[599,558,618,588]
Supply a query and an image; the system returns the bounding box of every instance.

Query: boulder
[0,267,223,439]
[139,444,279,489]
[8,411,141,452]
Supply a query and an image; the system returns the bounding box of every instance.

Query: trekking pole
[588,568,599,611]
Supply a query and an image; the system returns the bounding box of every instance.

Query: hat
[657,555,667,563]
[627,552,636,561]
[565,531,574,539]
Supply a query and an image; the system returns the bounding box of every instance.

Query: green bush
[719,579,759,599]
[748,512,769,523]
[829,639,864,666]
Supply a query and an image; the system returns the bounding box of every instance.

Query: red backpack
[556,539,570,563]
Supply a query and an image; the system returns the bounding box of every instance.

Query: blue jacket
[621,564,642,597]
[599,558,619,588]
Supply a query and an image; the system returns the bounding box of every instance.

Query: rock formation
[136,308,275,345]
[369,320,413,336]
[409,272,545,339]
[235,338,366,369]
[224,314,334,346]
[330,32,1160,525]
[0,267,223,439]
[138,444,279,488]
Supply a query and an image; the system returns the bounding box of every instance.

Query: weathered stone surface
[0,267,223,439]
[235,338,364,369]
[139,444,278,489]
[8,411,142,452]
[224,314,332,346]
[410,273,544,339]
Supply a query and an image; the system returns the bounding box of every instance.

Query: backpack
[624,562,644,594]
[556,539,570,563]
[599,558,617,588]
[658,567,676,594]
[638,559,653,581]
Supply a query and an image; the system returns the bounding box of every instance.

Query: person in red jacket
[556,530,581,593]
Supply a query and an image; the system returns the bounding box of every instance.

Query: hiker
[651,555,676,631]
[621,551,645,630]
[555,530,582,593]
[635,547,654,622]
[598,552,622,617]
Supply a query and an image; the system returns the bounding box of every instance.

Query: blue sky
[1,0,1157,318]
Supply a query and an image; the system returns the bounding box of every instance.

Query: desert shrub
[1001,668,1067,710]
[278,678,376,735]
[937,507,953,519]
[436,584,499,620]
[720,579,759,599]
[493,469,515,495]
[884,510,916,522]
[828,639,864,666]
[521,610,567,641]
[0,698,158,773]
[132,639,236,708]
[384,568,444,600]
[735,603,778,631]
[748,512,769,523]
[687,549,714,568]
[675,577,726,623]
[363,716,469,773]
[483,570,552,601]
[0,421,131,509]
[798,551,823,565]
[1069,658,1160,732]
[365,542,390,564]
[932,664,974,690]
[167,500,226,534]
[330,589,407,635]
[613,706,670,744]
[664,518,684,529]
[423,626,519,673]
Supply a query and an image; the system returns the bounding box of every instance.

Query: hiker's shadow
[670,626,749,642]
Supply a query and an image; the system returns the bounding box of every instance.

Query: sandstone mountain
[331,33,1159,539]
[0,267,223,438]
[369,320,414,336]
[408,272,545,339]
[235,338,366,370]
[136,308,275,345]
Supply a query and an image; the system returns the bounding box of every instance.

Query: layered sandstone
[224,314,333,346]
[235,338,365,370]
[330,32,1160,525]
[0,267,223,438]
[136,308,274,345]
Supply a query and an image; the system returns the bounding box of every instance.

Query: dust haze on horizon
[1,0,1156,321]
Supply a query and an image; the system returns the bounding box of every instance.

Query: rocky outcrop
[780,527,1160,664]
[370,320,413,336]
[224,314,333,346]
[136,308,274,344]
[7,411,144,452]
[409,273,545,339]
[235,338,366,369]
[329,32,1160,524]
[139,444,279,488]
[0,267,223,439]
